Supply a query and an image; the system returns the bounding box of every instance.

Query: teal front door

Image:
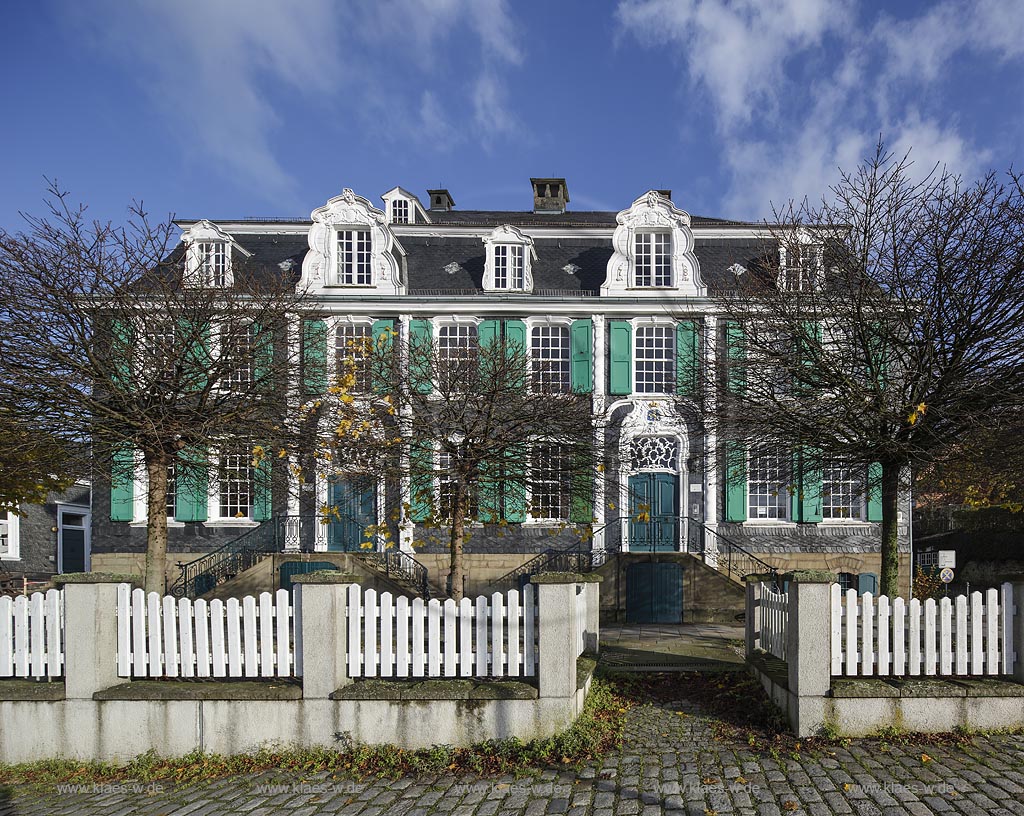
[327,476,376,551]
[628,473,679,551]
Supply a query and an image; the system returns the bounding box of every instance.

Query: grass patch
[0,678,632,787]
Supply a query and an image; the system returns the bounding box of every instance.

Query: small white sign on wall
[938,550,956,569]
[689,483,702,492]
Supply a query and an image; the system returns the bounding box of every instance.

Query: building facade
[90,180,909,608]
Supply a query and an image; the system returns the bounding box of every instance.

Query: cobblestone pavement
[5,694,1024,816]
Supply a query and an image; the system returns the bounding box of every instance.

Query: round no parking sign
[939,567,955,583]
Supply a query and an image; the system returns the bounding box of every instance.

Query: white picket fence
[346,585,538,678]
[831,583,1015,677]
[0,590,63,678]
[761,582,788,661]
[117,585,297,678]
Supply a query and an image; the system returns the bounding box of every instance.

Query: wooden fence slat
[491,592,504,678]
[845,589,858,675]
[162,595,179,678]
[28,592,44,678]
[411,596,425,677]
[364,589,378,678]
[427,599,441,677]
[178,597,195,678]
[459,598,473,677]
[226,598,243,677]
[985,588,999,675]
[147,592,163,678]
[443,599,457,677]
[116,585,131,677]
[939,597,952,676]
[259,593,274,678]
[1001,582,1015,676]
[275,589,290,677]
[475,595,488,676]
[970,592,984,675]
[923,599,937,676]
[877,595,890,676]
[892,596,906,675]
[395,595,409,677]
[194,599,211,678]
[830,584,842,676]
[132,588,147,676]
[13,596,28,677]
[861,592,874,676]
[507,589,520,676]
[0,597,12,676]
[908,598,921,676]
[380,592,394,678]
[523,585,536,676]
[348,584,363,678]
[955,595,968,675]
[210,599,226,677]
[292,585,303,679]
[242,596,258,678]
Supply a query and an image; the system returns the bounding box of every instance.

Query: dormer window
[390,199,410,224]
[336,229,372,285]
[635,232,672,287]
[493,244,525,290]
[198,241,229,287]
[482,225,535,293]
[780,243,821,292]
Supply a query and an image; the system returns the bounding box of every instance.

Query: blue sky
[2,0,1022,231]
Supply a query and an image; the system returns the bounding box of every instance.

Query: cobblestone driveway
[6,693,1024,815]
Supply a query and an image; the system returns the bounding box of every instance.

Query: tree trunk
[879,462,901,596]
[144,454,169,594]
[449,481,467,601]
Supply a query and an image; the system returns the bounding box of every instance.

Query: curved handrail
[169,520,278,598]
[684,517,778,581]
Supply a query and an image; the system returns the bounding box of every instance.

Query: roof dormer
[181,220,251,287]
[482,224,536,293]
[427,189,455,212]
[299,188,406,295]
[380,186,431,225]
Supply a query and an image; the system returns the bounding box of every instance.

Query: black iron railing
[685,518,777,581]
[362,549,431,599]
[170,520,279,598]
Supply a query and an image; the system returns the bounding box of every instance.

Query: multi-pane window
[782,244,817,291]
[531,325,571,392]
[141,322,176,381]
[748,447,789,520]
[0,510,16,558]
[635,232,672,287]
[635,326,675,393]
[336,229,372,285]
[530,443,570,520]
[222,324,253,390]
[437,450,479,521]
[166,461,177,518]
[493,244,525,290]
[218,446,253,518]
[336,324,373,392]
[390,199,410,224]
[837,572,856,592]
[822,463,865,520]
[198,242,229,287]
[437,324,478,387]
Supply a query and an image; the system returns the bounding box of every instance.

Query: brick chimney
[531,178,569,214]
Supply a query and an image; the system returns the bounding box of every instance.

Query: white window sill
[0,554,20,561]
[819,519,872,526]
[742,519,796,527]
[324,284,376,289]
[203,519,260,528]
[521,518,571,527]
[130,521,187,528]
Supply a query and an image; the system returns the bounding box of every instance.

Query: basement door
[628,473,679,552]
[626,562,684,624]
[327,476,376,552]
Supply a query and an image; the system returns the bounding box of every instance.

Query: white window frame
[633,321,676,395]
[334,228,373,286]
[822,462,867,522]
[633,231,673,288]
[526,442,571,523]
[434,318,480,391]
[747,445,791,523]
[436,445,480,523]
[528,318,573,393]
[0,510,20,560]
[779,240,822,292]
[335,319,375,394]
[204,444,259,526]
[389,199,411,224]
[482,225,535,293]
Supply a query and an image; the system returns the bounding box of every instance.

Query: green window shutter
[478,458,501,524]
[302,319,328,395]
[408,319,433,394]
[504,320,528,389]
[866,462,883,522]
[724,441,747,522]
[570,319,593,393]
[676,319,699,396]
[569,459,594,523]
[608,321,633,395]
[868,322,888,389]
[857,573,878,594]
[725,321,745,394]
[111,318,133,391]
[175,447,209,522]
[178,317,211,392]
[253,447,272,522]
[253,322,273,392]
[794,320,821,394]
[110,446,134,522]
[478,319,500,350]
[371,318,396,393]
[503,445,527,523]
[794,448,822,523]
[409,440,433,522]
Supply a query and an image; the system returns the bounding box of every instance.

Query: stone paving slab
[5,683,1024,815]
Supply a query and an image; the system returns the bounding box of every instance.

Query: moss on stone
[782,570,835,584]
[951,678,1024,697]
[577,655,597,690]
[290,571,361,585]
[51,572,142,586]
[402,680,476,700]
[469,681,538,700]
[330,679,404,701]
[93,680,302,701]
[531,572,602,584]
[0,680,65,701]
[888,678,967,698]
[831,678,901,698]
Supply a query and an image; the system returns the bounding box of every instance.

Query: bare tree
[0,408,78,511]
[0,185,303,591]
[301,327,602,601]
[708,144,1024,594]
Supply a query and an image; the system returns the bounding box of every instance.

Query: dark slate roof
[419,210,752,228]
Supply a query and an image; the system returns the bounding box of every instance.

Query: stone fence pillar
[583,575,602,654]
[293,572,362,699]
[785,571,833,736]
[1013,581,1024,684]
[532,573,594,699]
[53,573,141,699]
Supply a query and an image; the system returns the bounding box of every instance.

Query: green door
[626,562,684,623]
[327,476,376,551]
[628,473,679,551]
